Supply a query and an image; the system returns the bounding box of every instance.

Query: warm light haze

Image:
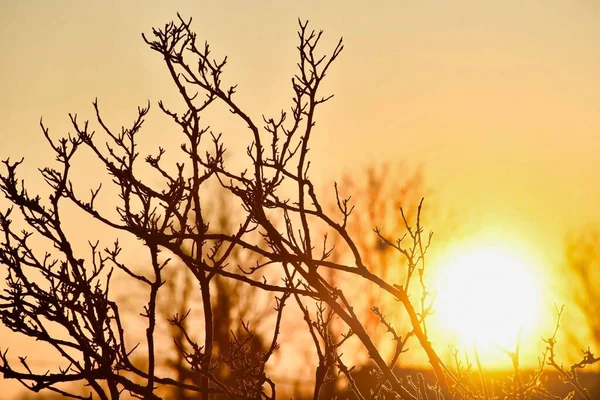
[1,1,600,398]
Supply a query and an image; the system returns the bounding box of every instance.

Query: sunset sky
[1,0,600,396]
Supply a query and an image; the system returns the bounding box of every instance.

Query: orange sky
[1,0,600,396]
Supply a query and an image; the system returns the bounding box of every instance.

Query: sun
[432,242,545,362]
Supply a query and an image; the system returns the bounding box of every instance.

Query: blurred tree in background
[564,229,600,350]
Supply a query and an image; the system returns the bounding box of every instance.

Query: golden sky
[1,0,600,395]
[2,0,600,246]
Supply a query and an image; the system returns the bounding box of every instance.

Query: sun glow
[433,242,545,363]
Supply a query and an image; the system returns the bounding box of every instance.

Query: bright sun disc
[434,243,543,355]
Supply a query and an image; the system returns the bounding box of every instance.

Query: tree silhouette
[1,13,598,400]
[158,191,269,400]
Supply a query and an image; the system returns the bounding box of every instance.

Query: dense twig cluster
[0,14,597,400]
